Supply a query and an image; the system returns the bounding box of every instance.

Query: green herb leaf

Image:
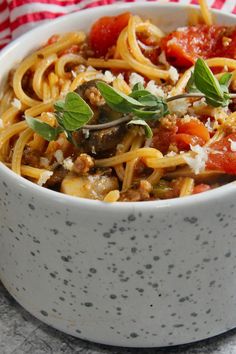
[133,107,166,120]
[54,100,65,112]
[96,81,143,113]
[219,73,232,103]
[194,58,227,107]
[129,89,151,100]
[60,92,93,131]
[219,72,232,87]
[25,116,62,141]
[127,119,153,138]
[186,71,200,93]
[138,94,163,107]
[132,82,145,92]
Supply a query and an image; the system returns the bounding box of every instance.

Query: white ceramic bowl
[0,3,236,348]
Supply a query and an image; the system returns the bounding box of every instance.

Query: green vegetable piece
[96,81,143,113]
[133,108,162,120]
[25,116,62,141]
[219,72,232,87]
[61,92,93,131]
[54,100,65,112]
[186,71,200,93]
[132,82,145,92]
[194,58,227,107]
[130,89,151,100]
[219,73,232,102]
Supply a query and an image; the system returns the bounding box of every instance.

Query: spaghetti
[0,0,236,202]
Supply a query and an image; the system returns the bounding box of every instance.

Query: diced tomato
[89,12,131,57]
[177,120,210,142]
[206,133,236,174]
[193,184,211,194]
[173,120,210,150]
[152,119,210,152]
[174,134,205,150]
[161,25,236,68]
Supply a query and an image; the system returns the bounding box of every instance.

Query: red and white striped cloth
[0,0,235,50]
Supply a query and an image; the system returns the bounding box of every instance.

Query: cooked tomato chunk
[174,120,210,150]
[161,25,236,67]
[206,134,236,174]
[89,12,130,57]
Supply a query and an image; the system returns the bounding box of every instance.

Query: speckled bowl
[0,3,236,348]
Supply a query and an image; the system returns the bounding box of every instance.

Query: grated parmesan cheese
[229,138,236,152]
[11,98,21,110]
[37,171,53,186]
[146,80,165,97]
[168,66,179,83]
[63,157,74,171]
[168,98,190,116]
[86,66,96,72]
[193,97,207,108]
[183,144,209,174]
[181,114,197,123]
[54,149,64,164]
[129,72,145,88]
[166,151,177,157]
[205,117,214,132]
[103,70,115,83]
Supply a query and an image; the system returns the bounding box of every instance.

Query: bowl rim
[0,2,236,211]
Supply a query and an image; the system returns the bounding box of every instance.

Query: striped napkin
[0,0,235,50]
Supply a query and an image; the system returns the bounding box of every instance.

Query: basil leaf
[219,72,232,87]
[194,58,225,106]
[127,119,153,138]
[186,72,200,93]
[25,116,62,141]
[61,92,93,131]
[132,82,145,92]
[96,81,143,113]
[219,73,232,102]
[54,100,65,112]
[133,108,163,120]
[138,94,163,107]
[54,112,64,128]
[130,90,151,100]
